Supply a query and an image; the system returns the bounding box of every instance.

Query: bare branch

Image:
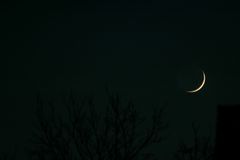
[28,90,167,160]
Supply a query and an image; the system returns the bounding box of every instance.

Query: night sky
[2,0,240,159]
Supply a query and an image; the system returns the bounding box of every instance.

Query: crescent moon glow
[186,71,206,93]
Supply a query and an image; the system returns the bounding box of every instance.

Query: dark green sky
[2,0,240,159]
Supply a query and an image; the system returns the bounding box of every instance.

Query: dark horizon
[1,92,240,159]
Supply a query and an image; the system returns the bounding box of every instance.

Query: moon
[186,70,206,93]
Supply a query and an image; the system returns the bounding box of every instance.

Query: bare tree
[28,90,167,160]
[173,122,214,160]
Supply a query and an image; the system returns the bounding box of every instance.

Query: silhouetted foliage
[173,123,214,160]
[28,91,167,160]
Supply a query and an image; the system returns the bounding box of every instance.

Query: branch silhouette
[173,122,214,160]
[28,91,168,160]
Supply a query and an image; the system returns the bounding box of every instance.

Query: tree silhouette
[28,91,167,160]
[173,122,214,160]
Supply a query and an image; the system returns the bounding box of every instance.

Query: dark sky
[2,0,240,159]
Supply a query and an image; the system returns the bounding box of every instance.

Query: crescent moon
[186,71,206,93]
